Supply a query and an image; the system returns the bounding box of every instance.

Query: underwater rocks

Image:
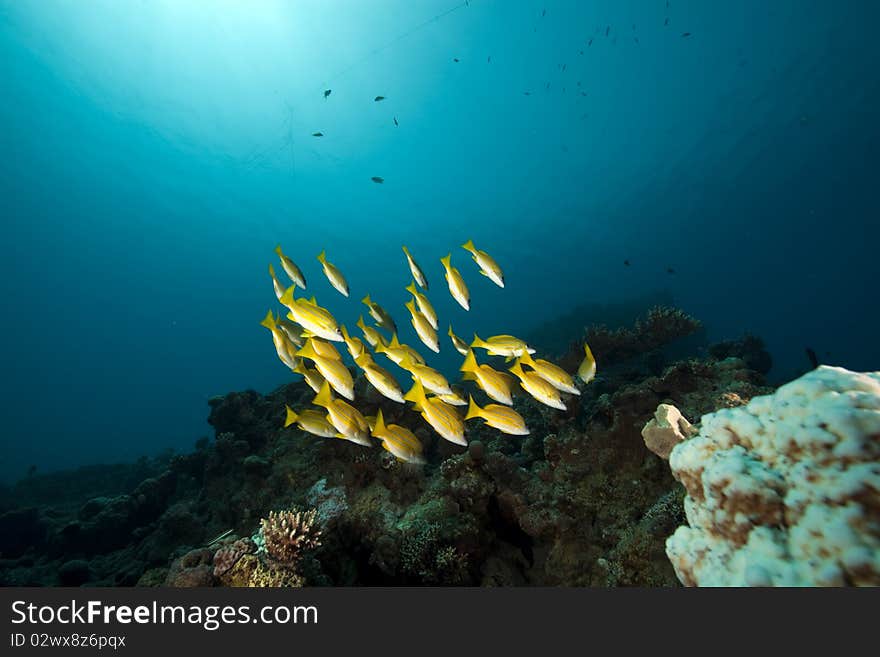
[641,404,697,460]
[1,306,794,587]
[665,366,880,586]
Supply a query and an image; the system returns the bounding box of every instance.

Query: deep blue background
[2,0,878,481]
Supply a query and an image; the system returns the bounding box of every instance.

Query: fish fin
[341,325,351,341]
[405,281,417,295]
[464,395,482,421]
[374,409,387,436]
[317,250,327,264]
[356,315,367,331]
[279,285,296,307]
[509,359,525,378]
[470,333,486,349]
[268,263,276,277]
[478,269,488,277]
[462,239,476,253]
[390,333,401,348]
[448,325,455,337]
[405,299,416,315]
[402,245,410,257]
[403,379,426,410]
[260,310,276,330]
[309,296,317,305]
[461,371,477,382]
[274,244,283,257]
[296,339,318,360]
[313,381,333,408]
[361,294,371,306]
[460,348,478,373]
[284,405,298,428]
[519,350,536,367]
[440,253,451,268]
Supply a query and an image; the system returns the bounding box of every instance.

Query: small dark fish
[453,57,460,62]
[805,347,819,369]
[542,9,546,17]
[579,49,583,55]
[374,95,386,101]
[681,32,691,38]
[632,24,636,31]
[562,87,566,93]
[487,55,491,63]
[393,117,399,126]
[371,176,384,184]
[312,132,323,137]
[562,63,566,72]
[605,26,610,36]
[324,89,331,98]
[523,91,532,96]
[624,260,630,266]
[580,91,587,96]
[664,17,669,26]
[634,36,640,44]
[666,267,676,274]
[588,38,593,46]
[545,82,550,90]
[577,81,581,86]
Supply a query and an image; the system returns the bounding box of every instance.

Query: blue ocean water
[1,0,877,482]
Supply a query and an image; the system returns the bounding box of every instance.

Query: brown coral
[260,508,321,564]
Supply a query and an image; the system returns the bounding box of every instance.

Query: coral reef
[0,306,789,587]
[666,366,880,586]
[641,404,697,459]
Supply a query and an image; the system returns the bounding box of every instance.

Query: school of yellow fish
[263,241,597,464]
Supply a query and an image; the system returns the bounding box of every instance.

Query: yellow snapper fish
[404,379,466,446]
[398,353,452,396]
[340,325,366,360]
[268,263,287,302]
[440,253,470,311]
[354,353,405,403]
[312,381,371,446]
[305,336,342,361]
[274,244,307,289]
[371,409,425,464]
[317,250,349,297]
[435,385,468,406]
[361,294,397,334]
[280,285,343,343]
[405,298,440,353]
[297,339,355,401]
[461,239,505,288]
[276,313,305,348]
[447,325,470,356]
[260,310,298,371]
[284,406,338,438]
[464,396,529,436]
[405,281,438,330]
[402,245,428,290]
[459,349,515,406]
[471,333,535,358]
[509,359,566,411]
[356,315,384,348]
[518,351,580,395]
[293,358,325,394]
[578,343,597,384]
[374,333,426,367]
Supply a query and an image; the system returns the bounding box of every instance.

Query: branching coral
[560,306,702,371]
[665,366,880,586]
[261,508,321,564]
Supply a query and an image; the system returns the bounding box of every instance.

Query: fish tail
[462,239,476,253]
[440,253,451,268]
[260,310,276,330]
[403,379,426,409]
[509,359,525,378]
[405,298,416,314]
[373,409,387,436]
[313,380,333,408]
[448,325,454,337]
[268,263,276,277]
[356,315,366,330]
[274,244,283,257]
[460,348,478,373]
[279,284,295,307]
[361,294,371,306]
[390,333,401,347]
[284,405,298,428]
[405,281,416,295]
[519,350,536,366]
[296,339,318,360]
[470,333,485,348]
[317,250,327,264]
[464,395,482,421]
